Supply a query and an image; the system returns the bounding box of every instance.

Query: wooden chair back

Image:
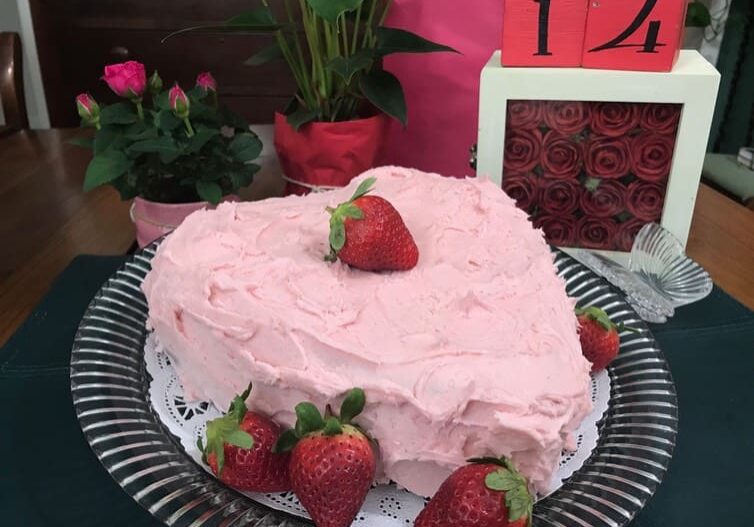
[0,32,29,136]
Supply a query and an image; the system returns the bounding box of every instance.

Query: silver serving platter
[71,242,677,527]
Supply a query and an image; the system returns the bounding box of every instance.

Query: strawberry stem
[325,178,376,260]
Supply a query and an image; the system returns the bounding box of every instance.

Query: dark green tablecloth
[1,256,753,526]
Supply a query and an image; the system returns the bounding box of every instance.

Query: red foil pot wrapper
[627,180,666,221]
[274,112,390,196]
[584,135,631,179]
[540,178,580,215]
[502,172,539,213]
[507,100,544,130]
[577,217,618,250]
[630,132,675,183]
[534,215,577,246]
[590,102,641,137]
[580,180,627,218]
[541,131,583,180]
[640,103,681,135]
[504,128,542,173]
[543,101,591,136]
[617,218,648,252]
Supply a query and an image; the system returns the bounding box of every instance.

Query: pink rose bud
[75,93,100,123]
[101,60,147,99]
[169,83,190,119]
[196,72,217,92]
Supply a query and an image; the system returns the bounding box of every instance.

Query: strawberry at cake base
[142,167,592,497]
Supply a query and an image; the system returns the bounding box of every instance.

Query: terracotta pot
[130,196,237,248]
[274,112,391,195]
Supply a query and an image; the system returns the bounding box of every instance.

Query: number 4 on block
[501,0,590,67]
[581,0,688,71]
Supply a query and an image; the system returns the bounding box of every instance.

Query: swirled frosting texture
[143,167,592,496]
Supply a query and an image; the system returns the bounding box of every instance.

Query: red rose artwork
[502,172,539,213]
[580,180,626,218]
[630,132,675,183]
[577,217,618,250]
[541,131,582,180]
[507,100,544,130]
[502,99,679,251]
[590,103,641,137]
[543,101,591,136]
[540,179,580,215]
[534,215,576,246]
[627,180,666,221]
[617,218,648,252]
[640,103,682,135]
[504,128,542,172]
[584,136,632,179]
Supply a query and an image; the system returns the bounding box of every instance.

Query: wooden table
[2,129,754,345]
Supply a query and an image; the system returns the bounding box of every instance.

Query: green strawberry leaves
[482,458,534,526]
[273,388,368,452]
[325,177,376,261]
[200,383,255,475]
[576,306,640,333]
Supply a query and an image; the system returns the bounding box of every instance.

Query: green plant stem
[340,16,350,58]
[183,118,195,137]
[135,100,144,120]
[362,0,379,47]
[351,4,362,54]
[378,0,393,25]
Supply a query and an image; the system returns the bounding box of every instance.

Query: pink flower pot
[130,196,237,248]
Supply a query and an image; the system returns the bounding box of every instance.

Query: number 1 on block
[581,0,687,71]
[501,0,590,67]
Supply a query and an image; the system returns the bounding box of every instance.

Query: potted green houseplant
[169,0,455,195]
[74,61,262,247]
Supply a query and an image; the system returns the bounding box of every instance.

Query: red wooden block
[581,0,688,71]
[501,0,590,67]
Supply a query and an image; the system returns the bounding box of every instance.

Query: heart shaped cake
[142,167,592,497]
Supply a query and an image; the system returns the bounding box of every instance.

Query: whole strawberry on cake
[143,167,593,497]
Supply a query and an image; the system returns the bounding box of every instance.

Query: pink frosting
[143,167,592,496]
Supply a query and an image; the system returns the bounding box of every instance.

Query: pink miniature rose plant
[73,65,261,205]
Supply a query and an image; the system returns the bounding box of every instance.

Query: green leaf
[575,306,614,331]
[93,126,125,154]
[340,203,364,220]
[375,27,458,57]
[323,416,343,436]
[124,121,159,141]
[68,136,94,148]
[295,402,325,436]
[272,429,300,453]
[686,2,711,27]
[161,8,281,43]
[485,469,520,492]
[196,181,223,204]
[287,107,319,131]
[225,430,254,450]
[359,69,407,126]
[350,176,376,201]
[230,133,263,162]
[128,136,181,155]
[304,0,364,23]
[329,221,346,252]
[189,127,220,153]
[155,110,182,132]
[100,102,138,125]
[229,164,260,190]
[326,50,374,84]
[154,92,170,111]
[339,388,366,424]
[83,150,132,191]
[245,43,284,66]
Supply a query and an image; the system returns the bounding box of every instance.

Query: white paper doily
[145,334,610,525]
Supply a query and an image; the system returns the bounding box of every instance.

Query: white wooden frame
[477,50,720,263]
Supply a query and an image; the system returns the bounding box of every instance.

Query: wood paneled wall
[30,0,296,127]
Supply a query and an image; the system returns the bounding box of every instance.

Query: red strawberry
[326,177,419,271]
[274,388,376,527]
[415,457,533,527]
[199,384,291,492]
[576,306,634,372]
